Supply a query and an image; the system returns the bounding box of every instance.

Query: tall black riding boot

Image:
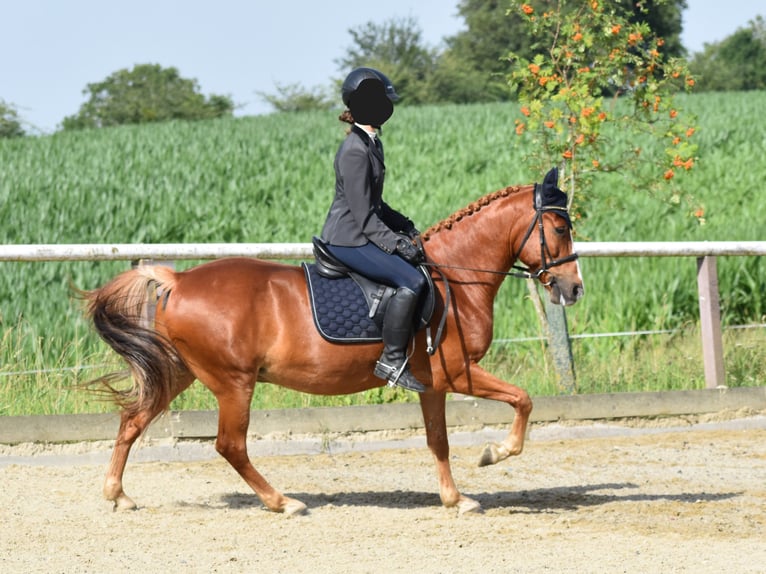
[373,287,426,393]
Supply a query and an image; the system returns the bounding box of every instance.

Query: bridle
[509,195,579,285]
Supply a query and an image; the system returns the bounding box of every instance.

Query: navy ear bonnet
[534,167,572,228]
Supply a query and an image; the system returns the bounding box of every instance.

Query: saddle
[303,237,435,344]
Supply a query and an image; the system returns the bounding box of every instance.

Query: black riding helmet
[341,67,399,126]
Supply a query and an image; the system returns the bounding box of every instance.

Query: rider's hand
[396,238,424,265]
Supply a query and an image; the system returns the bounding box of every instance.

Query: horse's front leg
[419,389,482,514]
[449,363,533,467]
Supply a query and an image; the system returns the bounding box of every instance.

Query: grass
[483,325,766,396]
[1,91,765,415]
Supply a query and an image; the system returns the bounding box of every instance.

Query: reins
[421,260,547,281]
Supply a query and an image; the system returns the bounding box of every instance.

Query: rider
[320,67,427,393]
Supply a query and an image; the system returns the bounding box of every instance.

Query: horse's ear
[536,166,559,209]
[544,166,559,188]
[537,166,572,227]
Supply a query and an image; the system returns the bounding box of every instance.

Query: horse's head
[513,167,584,306]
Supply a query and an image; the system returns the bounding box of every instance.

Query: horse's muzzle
[547,276,584,306]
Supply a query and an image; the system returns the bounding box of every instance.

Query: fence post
[545,299,576,394]
[696,256,725,388]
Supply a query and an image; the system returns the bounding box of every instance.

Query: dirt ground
[1,412,765,574]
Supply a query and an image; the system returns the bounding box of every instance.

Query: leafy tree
[335,17,438,105]
[438,0,531,102]
[619,0,687,58]
[258,83,335,113]
[689,16,766,91]
[62,63,234,130]
[426,51,500,104]
[439,0,688,104]
[505,0,696,386]
[506,0,698,212]
[0,100,25,138]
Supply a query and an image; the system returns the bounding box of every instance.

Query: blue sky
[1,0,762,133]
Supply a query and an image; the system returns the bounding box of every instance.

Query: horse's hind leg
[213,384,307,516]
[103,371,195,510]
[103,409,155,510]
[419,389,481,514]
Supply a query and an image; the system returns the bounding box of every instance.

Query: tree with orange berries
[507,0,698,215]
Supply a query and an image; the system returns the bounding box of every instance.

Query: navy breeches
[326,242,426,295]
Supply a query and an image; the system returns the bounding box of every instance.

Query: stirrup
[374,359,426,393]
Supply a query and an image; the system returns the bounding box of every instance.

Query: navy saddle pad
[303,263,384,343]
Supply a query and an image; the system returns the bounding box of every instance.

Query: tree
[689,16,766,92]
[506,0,698,211]
[335,17,438,105]
[438,0,531,103]
[258,83,335,113]
[619,0,687,58]
[62,63,235,130]
[0,100,25,138]
[504,0,697,392]
[438,0,688,104]
[426,51,501,104]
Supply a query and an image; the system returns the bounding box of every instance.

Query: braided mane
[422,184,528,240]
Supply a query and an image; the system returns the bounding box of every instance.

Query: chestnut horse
[84,174,583,515]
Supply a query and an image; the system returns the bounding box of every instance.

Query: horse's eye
[554,226,567,236]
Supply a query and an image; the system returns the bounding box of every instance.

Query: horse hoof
[478,443,499,467]
[112,494,138,512]
[457,496,482,515]
[283,498,307,516]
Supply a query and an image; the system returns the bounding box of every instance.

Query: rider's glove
[396,237,425,265]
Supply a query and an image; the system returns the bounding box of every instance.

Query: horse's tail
[82,265,185,418]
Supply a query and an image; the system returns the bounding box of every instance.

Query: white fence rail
[1,241,766,261]
[0,243,312,261]
[2,241,765,389]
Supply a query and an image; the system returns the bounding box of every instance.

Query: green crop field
[1,91,764,415]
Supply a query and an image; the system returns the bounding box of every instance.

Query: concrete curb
[1,386,764,445]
